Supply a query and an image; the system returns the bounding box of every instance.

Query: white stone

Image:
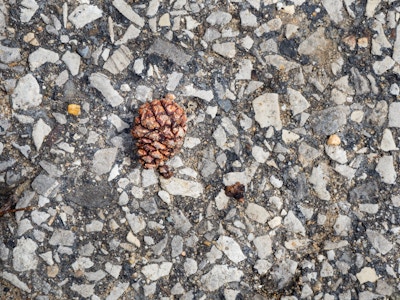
[68,5,102,29]
[321,0,343,23]
[183,137,201,148]
[103,45,133,75]
[282,130,300,144]
[166,72,183,91]
[270,175,283,188]
[309,164,331,201]
[105,262,122,279]
[141,262,173,281]
[62,51,81,76]
[235,59,253,80]
[381,128,398,151]
[287,88,310,116]
[158,190,171,205]
[109,114,130,132]
[106,282,129,300]
[357,267,379,284]
[146,0,159,17]
[70,284,95,298]
[160,177,203,198]
[320,261,334,277]
[115,24,141,45]
[29,48,59,70]
[20,0,39,23]
[334,215,352,236]
[12,74,42,110]
[254,259,272,275]
[86,220,104,232]
[245,203,270,224]
[366,229,393,255]
[252,145,269,163]
[1,272,31,293]
[112,0,144,27]
[240,9,258,27]
[201,265,243,292]
[359,204,379,214]
[325,145,348,164]
[215,189,229,210]
[213,125,227,149]
[283,210,306,236]
[12,238,38,272]
[394,25,400,64]
[365,0,381,17]
[32,119,52,151]
[206,11,232,26]
[373,56,395,75]
[334,164,356,180]
[141,169,158,187]
[389,102,400,128]
[89,72,124,107]
[92,148,118,175]
[184,258,198,276]
[253,93,282,130]
[376,155,396,184]
[183,84,214,102]
[212,42,236,59]
[253,235,272,259]
[217,236,246,263]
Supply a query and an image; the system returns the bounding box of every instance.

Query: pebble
[320,261,334,277]
[106,282,129,300]
[334,215,352,236]
[372,56,395,75]
[240,9,258,27]
[206,11,232,26]
[252,93,282,130]
[147,38,191,67]
[89,72,124,107]
[68,4,102,29]
[217,236,246,263]
[283,211,306,236]
[366,229,393,255]
[253,235,272,259]
[235,59,253,80]
[245,203,270,224]
[375,155,396,184]
[184,258,198,276]
[112,0,144,27]
[49,229,75,246]
[325,145,347,164]
[321,0,343,23]
[70,283,95,298]
[171,210,192,233]
[126,213,146,234]
[311,106,349,135]
[92,148,118,175]
[31,174,59,197]
[282,130,300,144]
[32,119,52,151]
[380,128,398,151]
[105,262,122,279]
[108,114,130,132]
[1,272,31,293]
[212,42,236,59]
[215,189,229,210]
[160,177,203,198]
[115,25,141,45]
[20,0,39,22]
[394,25,400,63]
[12,237,38,272]
[141,262,173,281]
[62,51,81,76]
[103,45,133,75]
[388,102,400,128]
[201,265,243,292]
[356,267,379,284]
[11,74,42,110]
[254,259,272,275]
[0,45,21,63]
[86,220,103,232]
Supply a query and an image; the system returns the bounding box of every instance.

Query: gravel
[1,0,400,299]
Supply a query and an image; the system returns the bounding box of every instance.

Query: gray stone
[311,106,349,135]
[166,72,183,91]
[152,236,168,256]
[105,262,122,279]
[126,213,146,234]
[309,164,331,201]
[298,27,329,56]
[103,45,133,75]
[171,235,183,257]
[89,72,124,107]
[0,45,21,63]
[92,148,118,175]
[254,259,272,275]
[31,210,50,225]
[217,236,246,263]
[62,51,81,76]
[20,0,39,22]
[12,237,38,272]
[171,210,192,233]
[201,265,243,292]
[29,48,59,70]
[112,0,144,27]
[390,83,399,96]
[141,262,173,281]
[245,203,270,224]
[320,261,334,277]
[351,67,370,95]
[160,177,203,198]
[366,229,393,255]
[380,129,398,151]
[17,219,33,236]
[140,198,158,214]
[325,145,347,164]
[240,9,258,27]
[206,11,232,26]
[376,155,396,184]
[105,282,129,300]
[334,215,352,236]
[321,0,343,23]
[31,174,59,197]
[68,4,102,29]
[283,211,306,236]
[70,284,95,298]
[108,114,130,133]
[253,235,272,259]
[147,38,191,67]
[394,25,400,64]
[373,57,395,75]
[86,220,104,232]
[287,88,310,116]
[235,59,253,80]
[212,42,236,58]
[1,272,31,293]
[252,93,282,130]
[388,102,400,128]
[184,258,198,276]
[32,118,52,151]
[171,282,185,295]
[12,74,42,110]
[115,24,141,45]
[264,55,300,72]
[49,229,75,246]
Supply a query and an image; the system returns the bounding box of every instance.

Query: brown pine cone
[131,94,187,178]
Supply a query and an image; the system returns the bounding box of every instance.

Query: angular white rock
[388,102,400,128]
[201,265,243,292]
[62,51,81,76]
[252,93,282,130]
[212,42,236,58]
[32,119,52,151]
[112,0,144,27]
[12,237,38,272]
[141,262,173,281]
[160,177,203,198]
[357,267,379,284]
[115,24,141,45]
[376,155,396,184]
[20,0,39,23]
[103,45,133,75]
[283,210,306,236]
[217,236,246,263]
[183,84,214,102]
[309,164,331,201]
[12,74,42,110]
[325,145,348,164]
[253,235,272,259]
[380,128,398,151]
[245,203,270,224]
[89,72,124,107]
[373,56,395,75]
[1,272,31,293]
[365,0,381,17]
[0,45,21,64]
[68,5,102,29]
[215,189,229,210]
[366,229,393,255]
[287,88,310,116]
[252,145,270,163]
[92,148,118,175]
[235,59,253,80]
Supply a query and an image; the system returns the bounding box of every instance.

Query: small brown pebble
[68,104,81,116]
[225,182,245,203]
[327,134,341,146]
[47,265,59,278]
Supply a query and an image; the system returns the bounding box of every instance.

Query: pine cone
[131,94,187,178]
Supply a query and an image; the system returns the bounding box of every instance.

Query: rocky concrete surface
[1,0,400,299]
